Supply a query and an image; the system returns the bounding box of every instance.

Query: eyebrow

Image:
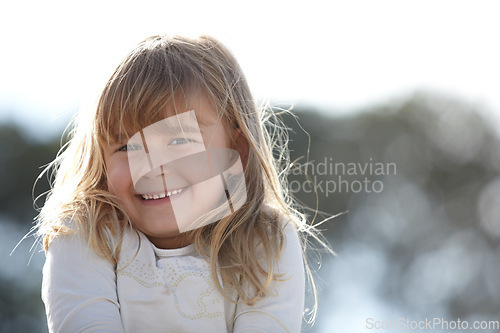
[111,133,128,144]
[164,122,202,134]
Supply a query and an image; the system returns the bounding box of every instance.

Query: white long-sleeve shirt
[42,221,305,332]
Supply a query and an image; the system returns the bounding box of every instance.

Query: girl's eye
[116,143,143,152]
[169,138,195,145]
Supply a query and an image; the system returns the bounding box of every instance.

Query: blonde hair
[36,35,323,318]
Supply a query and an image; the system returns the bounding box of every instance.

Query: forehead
[172,93,221,126]
[109,91,223,142]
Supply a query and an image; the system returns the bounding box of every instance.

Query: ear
[232,129,249,167]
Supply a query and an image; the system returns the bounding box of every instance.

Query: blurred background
[1,0,500,332]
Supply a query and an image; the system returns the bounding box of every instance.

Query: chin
[134,220,180,238]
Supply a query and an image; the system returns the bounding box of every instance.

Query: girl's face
[104,94,246,249]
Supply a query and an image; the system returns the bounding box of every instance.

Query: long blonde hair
[36,35,323,317]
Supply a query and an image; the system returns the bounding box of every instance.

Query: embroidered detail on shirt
[117,255,165,288]
[117,248,226,322]
[162,257,224,321]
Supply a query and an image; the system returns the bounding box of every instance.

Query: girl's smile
[140,186,186,201]
[138,185,187,204]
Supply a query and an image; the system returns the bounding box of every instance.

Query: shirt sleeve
[233,222,305,333]
[42,231,124,333]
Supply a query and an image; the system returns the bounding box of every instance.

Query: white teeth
[141,188,183,200]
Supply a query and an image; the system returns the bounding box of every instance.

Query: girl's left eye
[169,138,195,145]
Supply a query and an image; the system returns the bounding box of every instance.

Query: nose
[143,164,169,179]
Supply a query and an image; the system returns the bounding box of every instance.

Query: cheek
[106,159,132,195]
[201,128,232,150]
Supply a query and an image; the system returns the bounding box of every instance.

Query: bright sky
[1,0,500,139]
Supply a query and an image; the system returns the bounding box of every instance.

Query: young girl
[37,35,320,332]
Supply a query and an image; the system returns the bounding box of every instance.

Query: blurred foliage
[0,125,57,222]
[0,123,57,333]
[1,91,500,332]
[283,92,500,330]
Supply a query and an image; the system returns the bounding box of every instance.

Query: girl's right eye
[116,144,143,152]
[169,137,195,145]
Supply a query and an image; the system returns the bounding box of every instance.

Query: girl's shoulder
[260,204,304,259]
[262,204,301,234]
[42,221,123,332]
